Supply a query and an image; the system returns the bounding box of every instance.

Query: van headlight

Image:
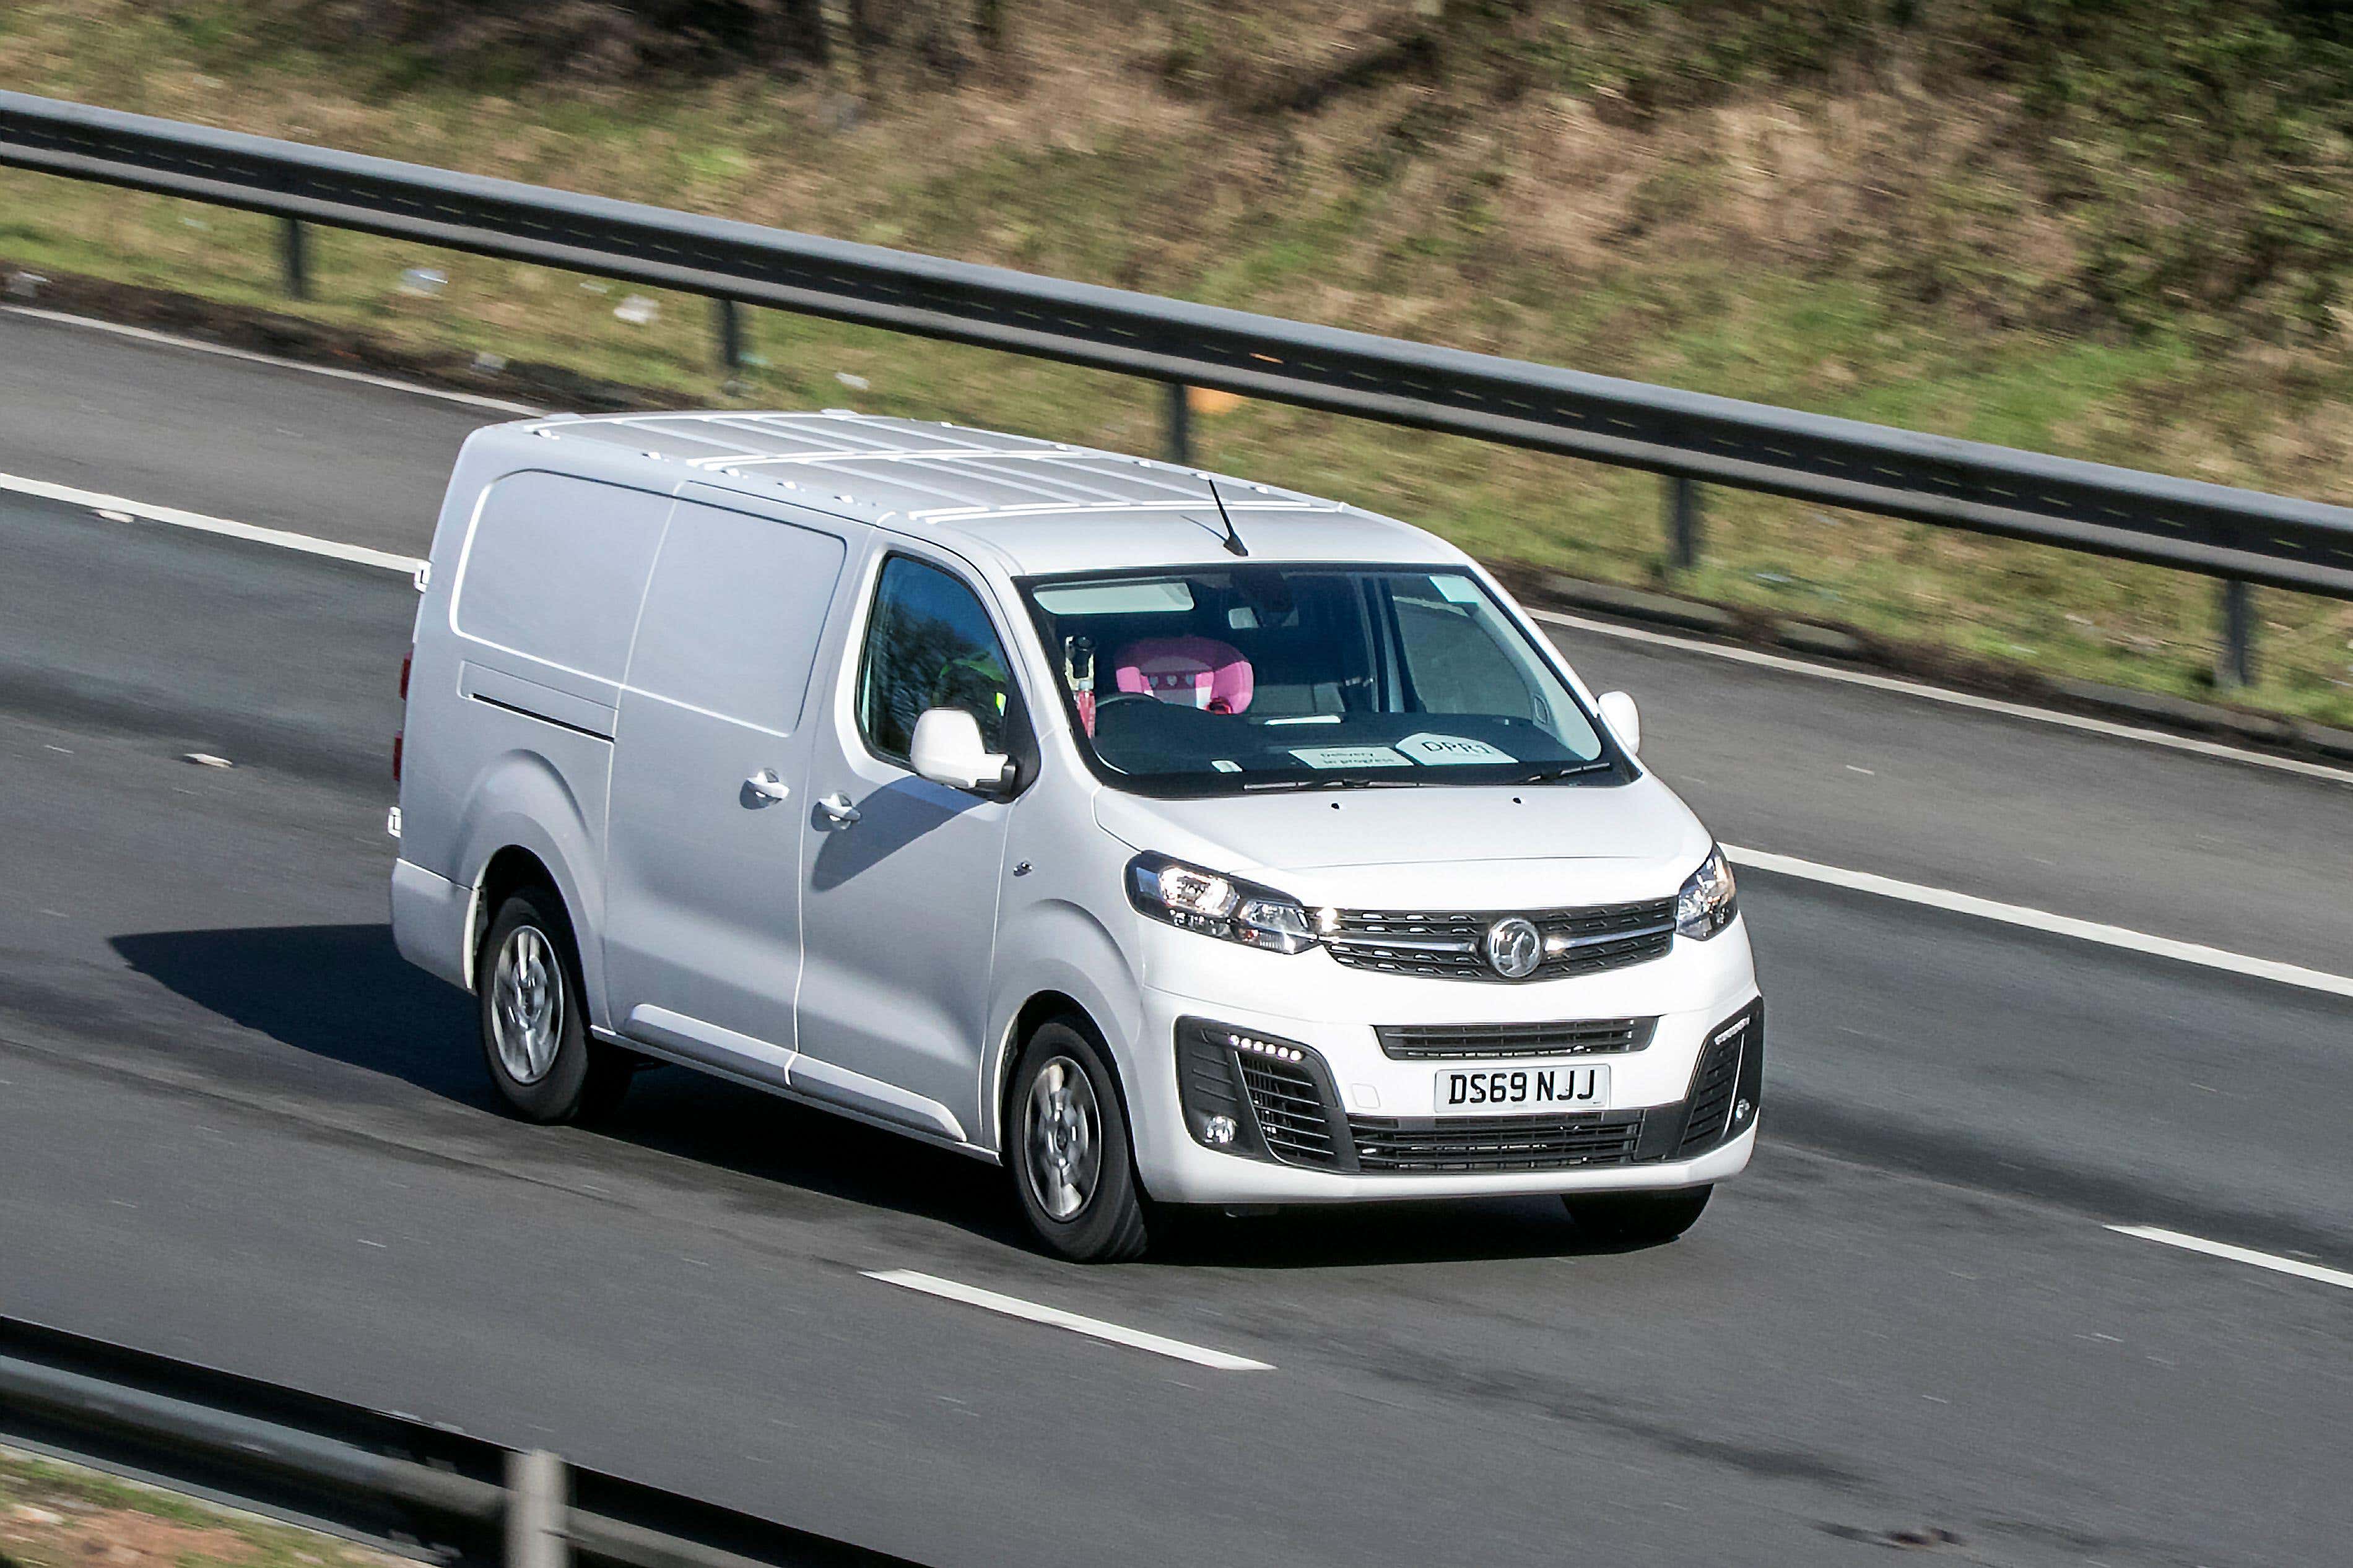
[1128,852,1318,955]
[1676,846,1738,940]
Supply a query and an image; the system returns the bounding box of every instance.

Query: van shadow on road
[111,922,489,1106]
[112,922,1636,1266]
[108,921,1026,1246]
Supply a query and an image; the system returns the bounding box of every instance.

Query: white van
[391,411,1760,1260]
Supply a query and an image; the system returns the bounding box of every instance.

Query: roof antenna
[1206,479,1249,557]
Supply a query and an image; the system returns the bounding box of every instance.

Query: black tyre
[477,885,632,1125]
[1564,1185,1712,1247]
[1007,1017,1149,1263]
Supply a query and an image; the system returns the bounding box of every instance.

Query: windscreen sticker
[1432,574,1484,604]
[1289,745,1413,769]
[1397,732,1516,766]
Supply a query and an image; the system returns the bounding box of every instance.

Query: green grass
[0,1444,406,1568]
[5,0,2353,727]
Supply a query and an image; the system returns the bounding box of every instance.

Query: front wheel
[1007,1018,1149,1263]
[1564,1185,1712,1247]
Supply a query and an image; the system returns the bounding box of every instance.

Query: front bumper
[1123,924,1764,1205]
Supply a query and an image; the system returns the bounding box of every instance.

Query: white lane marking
[2108,1226,2353,1291]
[6,295,2344,790]
[1,306,546,415]
[1727,845,2353,1001]
[864,1268,1274,1371]
[0,470,423,574]
[1533,607,2353,788]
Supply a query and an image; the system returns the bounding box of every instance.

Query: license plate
[1434,1065,1608,1114]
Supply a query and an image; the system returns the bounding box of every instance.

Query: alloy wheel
[490,924,564,1085]
[1024,1055,1101,1221]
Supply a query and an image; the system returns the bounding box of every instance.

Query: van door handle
[742,769,792,806]
[816,791,861,826]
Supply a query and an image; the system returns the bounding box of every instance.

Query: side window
[859,556,1018,762]
[626,502,846,733]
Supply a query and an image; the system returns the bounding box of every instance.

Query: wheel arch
[982,900,1145,1160]
[448,748,608,1017]
[471,845,564,984]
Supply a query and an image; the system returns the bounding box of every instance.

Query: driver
[933,648,1011,748]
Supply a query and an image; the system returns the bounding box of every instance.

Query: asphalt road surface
[1,308,2348,1567]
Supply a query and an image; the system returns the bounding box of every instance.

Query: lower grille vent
[1677,1020,1746,1156]
[1237,1055,1339,1166]
[1347,1111,1646,1172]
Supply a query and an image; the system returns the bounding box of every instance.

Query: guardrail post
[506,1449,568,1568]
[712,297,744,373]
[1162,380,1191,467]
[1664,475,1702,572]
[2216,578,2256,690]
[279,218,310,300]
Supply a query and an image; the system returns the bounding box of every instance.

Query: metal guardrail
[0,1316,919,1568]
[5,89,2352,683]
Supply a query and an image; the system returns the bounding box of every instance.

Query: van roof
[517,410,1468,578]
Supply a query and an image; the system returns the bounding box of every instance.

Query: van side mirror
[910,707,1011,794]
[1597,690,1641,756]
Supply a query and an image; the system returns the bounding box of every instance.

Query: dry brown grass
[6,0,2353,722]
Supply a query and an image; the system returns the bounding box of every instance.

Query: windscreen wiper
[1241,774,1420,791]
[1516,760,1616,782]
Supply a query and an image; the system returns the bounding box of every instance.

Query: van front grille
[1375,1018,1655,1059]
[1326,898,1676,982]
[1176,1004,1759,1172]
[1347,1111,1647,1172]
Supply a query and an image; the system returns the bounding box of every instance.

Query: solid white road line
[1726,845,2353,1002]
[20,467,2353,1002]
[1533,606,2353,789]
[864,1268,1274,1371]
[0,471,424,575]
[10,298,2347,787]
[2108,1226,2353,1292]
[1,306,546,415]
[15,292,2351,791]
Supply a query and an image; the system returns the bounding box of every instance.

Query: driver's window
[858,555,1017,763]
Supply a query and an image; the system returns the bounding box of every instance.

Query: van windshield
[1017,565,1622,797]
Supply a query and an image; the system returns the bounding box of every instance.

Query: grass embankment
[0,1444,407,1568]
[5,1,2353,726]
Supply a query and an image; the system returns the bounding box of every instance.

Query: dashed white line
[2,305,545,415]
[864,1268,1274,1371]
[0,470,423,574]
[2108,1226,2353,1291]
[1534,606,2353,788]
[1727,846,2353,1002]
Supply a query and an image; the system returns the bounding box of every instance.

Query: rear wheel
[1007,1018,1149,1263]
[1564,1186,1712,1247]
[477,886,632,1124]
